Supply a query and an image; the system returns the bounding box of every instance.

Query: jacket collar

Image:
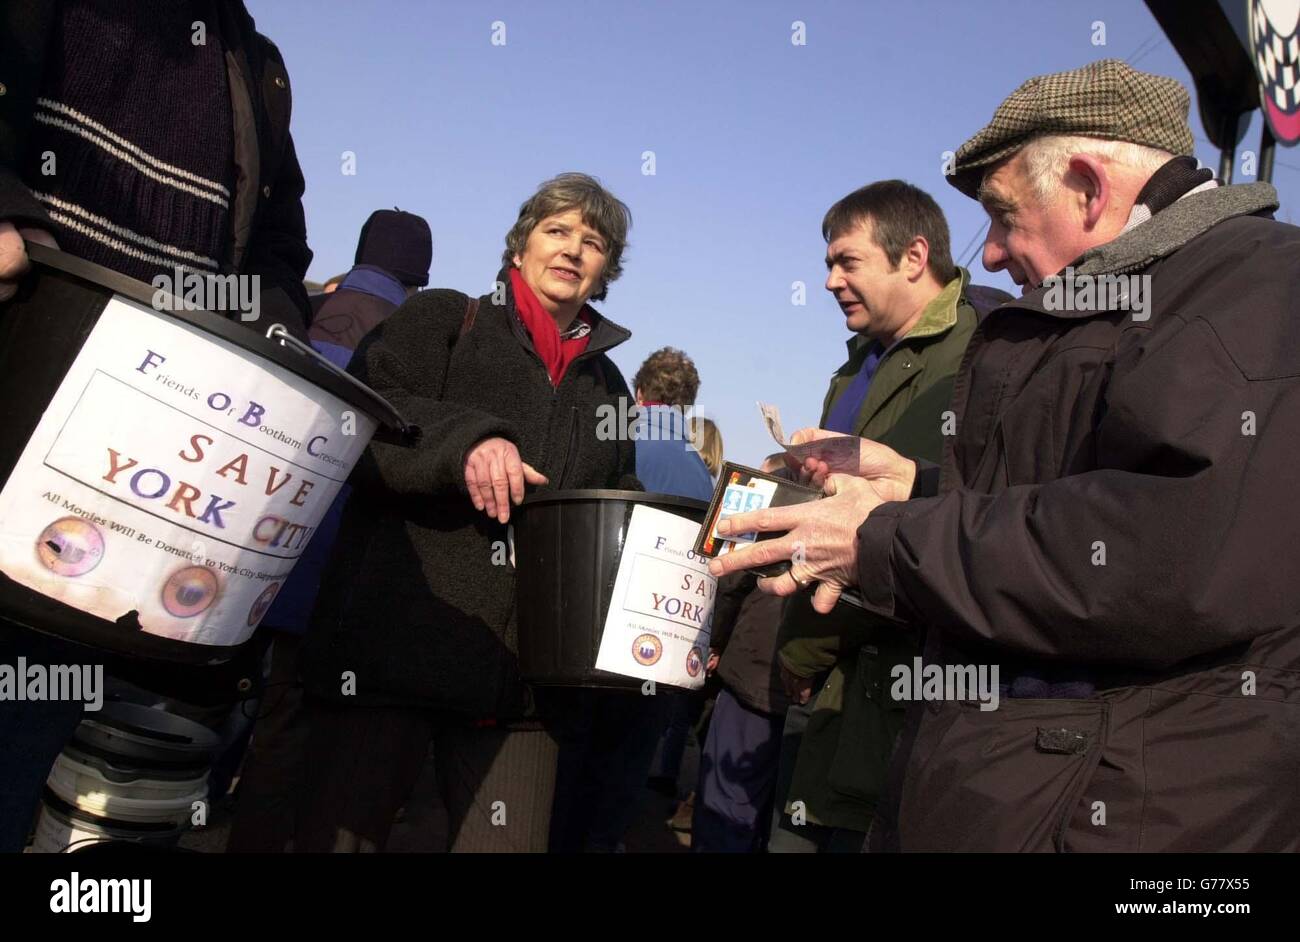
[840,267,969,363]
[830,270,976,436]
[1011,182,1279,318]
[900,267,968,342]
[1074,181,1277,277]
[492,268,632,359]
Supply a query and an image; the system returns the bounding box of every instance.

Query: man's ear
[634,387,644,405]
[902,235,931,283]
[1067,154,1110,230]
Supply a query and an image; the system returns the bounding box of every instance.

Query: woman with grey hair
[294,173,639,853]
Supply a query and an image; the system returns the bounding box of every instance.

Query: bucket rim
[40,787,184,835]
[54,749,209,790]
[23,242,408,434]
[46,769,206,819]
[518,489,708,511]
[79,700,221,750]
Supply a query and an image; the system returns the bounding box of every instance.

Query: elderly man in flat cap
[709,59,1300,852]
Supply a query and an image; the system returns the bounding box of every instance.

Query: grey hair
[1019,135,1173,203]
[502,172,632,302]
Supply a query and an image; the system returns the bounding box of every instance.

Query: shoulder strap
[439,296,480,401]
[458,297,480,339]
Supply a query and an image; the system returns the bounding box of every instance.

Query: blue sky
[252,0,1300,467]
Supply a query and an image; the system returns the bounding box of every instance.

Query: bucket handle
[265,324,414,438]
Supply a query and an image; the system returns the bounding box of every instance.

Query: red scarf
[509,267,593,387]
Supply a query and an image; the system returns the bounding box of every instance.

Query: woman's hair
[690,417,724,477]
[633,346,700,407]
[502,172,632,302]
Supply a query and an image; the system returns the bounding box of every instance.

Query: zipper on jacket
[506,302,627,489]
[555,405,580,490]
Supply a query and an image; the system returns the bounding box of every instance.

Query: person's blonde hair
[690,417,724,477]
[1018,134,1173,203]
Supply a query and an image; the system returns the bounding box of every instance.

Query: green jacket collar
[840,267,969,362]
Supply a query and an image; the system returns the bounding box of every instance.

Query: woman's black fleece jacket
[301,276,639,719]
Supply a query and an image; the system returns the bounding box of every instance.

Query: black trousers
[294,698,559,853]
[226,632,309,853]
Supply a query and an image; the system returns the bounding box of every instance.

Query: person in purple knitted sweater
[0,0,313,854]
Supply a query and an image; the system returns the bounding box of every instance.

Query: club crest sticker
[161,566,220,618]
[36,517,105,577]
[247,581,281,627]
[686,646,703,678]
[632,633,664,666]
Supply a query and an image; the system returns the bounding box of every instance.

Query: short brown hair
[634,347,700,407]
[821,180,956,284]
[503,172,632,302]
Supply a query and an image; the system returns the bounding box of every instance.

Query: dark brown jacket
[859,181,1300,851]
[713,571,789,716]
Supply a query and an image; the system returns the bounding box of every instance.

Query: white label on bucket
[594,505,716,690]
[0,295,377,647]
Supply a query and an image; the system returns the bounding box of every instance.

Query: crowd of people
[1,1,1297,854]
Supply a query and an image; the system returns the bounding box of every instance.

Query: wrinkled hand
[0,223,59,304]
[780,664,814,705]
[706,473,884,613]
[785,427,916,501]
[463,436,548,524]
[706,648,720,676]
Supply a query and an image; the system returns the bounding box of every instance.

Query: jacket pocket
[896,697,1108,852]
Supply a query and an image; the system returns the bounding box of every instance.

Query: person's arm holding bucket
[233,33,312,335]
[238,132,312,336]
[0,222,57,304]
[0,138,58,305]
[0,46,60,305]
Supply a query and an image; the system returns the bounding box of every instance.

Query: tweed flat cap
[947,59,1195,199]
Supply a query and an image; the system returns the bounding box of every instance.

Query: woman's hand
[463,436,548,524]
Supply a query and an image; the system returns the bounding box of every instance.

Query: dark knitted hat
[948,59,1195,199]
[354,209,432,286]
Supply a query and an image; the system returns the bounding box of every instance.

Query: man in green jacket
[768,180,1007,851]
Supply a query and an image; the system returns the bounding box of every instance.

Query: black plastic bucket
[0,245,408,671]
[513,489,708,689]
